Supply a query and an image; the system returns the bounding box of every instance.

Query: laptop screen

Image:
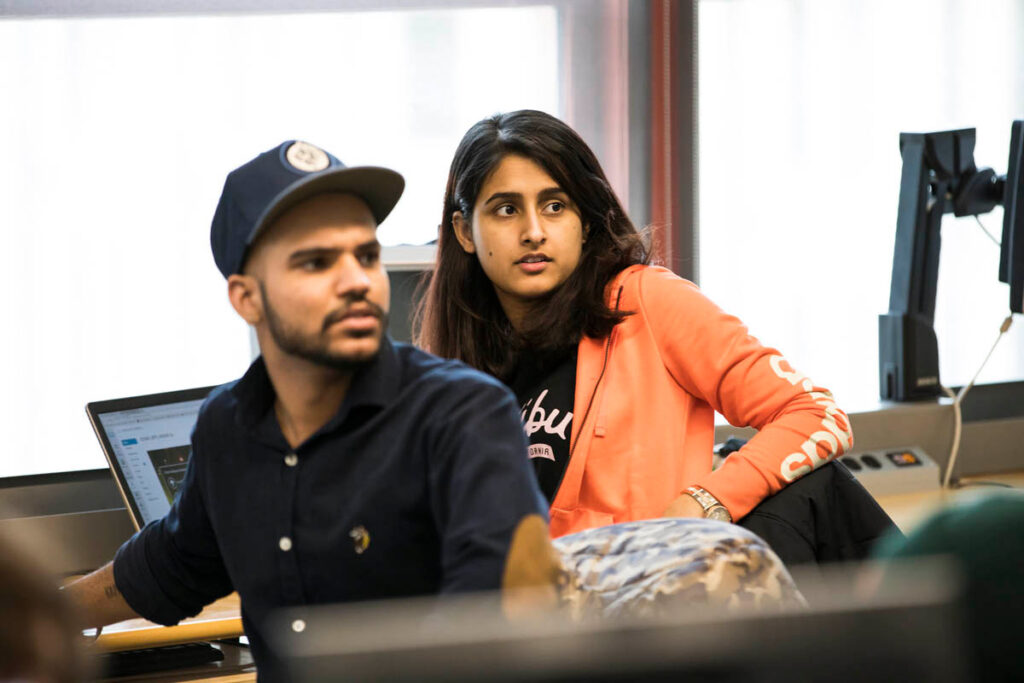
[87,387,216,529]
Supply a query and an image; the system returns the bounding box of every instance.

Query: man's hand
[662,492,706,519]
[63,562,140,629]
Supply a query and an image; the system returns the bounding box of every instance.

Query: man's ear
[451,211,476,254]
[227,274,263,326]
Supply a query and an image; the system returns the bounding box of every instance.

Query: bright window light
[699,0,1024,409]
[0,7,559,477]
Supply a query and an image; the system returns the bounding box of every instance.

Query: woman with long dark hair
[416,110,853,539]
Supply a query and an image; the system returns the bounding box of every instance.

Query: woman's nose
[521,213,546,245]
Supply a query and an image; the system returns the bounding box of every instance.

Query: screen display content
[97,400,206,526]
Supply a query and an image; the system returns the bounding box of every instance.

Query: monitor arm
[879,128,1004,401]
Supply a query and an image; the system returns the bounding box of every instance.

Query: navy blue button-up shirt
[113,338,546,675]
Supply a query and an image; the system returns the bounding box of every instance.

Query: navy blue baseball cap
[210,140,405,278]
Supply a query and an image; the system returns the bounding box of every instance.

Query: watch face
[707,506,731,522]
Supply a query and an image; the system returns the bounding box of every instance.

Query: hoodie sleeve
[635,267,854,520]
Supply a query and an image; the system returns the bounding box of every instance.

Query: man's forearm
[64,561,141,628]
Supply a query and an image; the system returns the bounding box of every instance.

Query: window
[0,5,565,477]
[699,0,1024,408]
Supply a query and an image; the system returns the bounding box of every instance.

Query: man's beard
[259,281,388,372]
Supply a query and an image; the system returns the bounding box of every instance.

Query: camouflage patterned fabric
[552,517,806,621]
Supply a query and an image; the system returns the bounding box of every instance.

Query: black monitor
[879,120,1024,400]
[998,120,1024,314]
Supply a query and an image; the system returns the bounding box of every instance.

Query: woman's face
[453,154,585,328]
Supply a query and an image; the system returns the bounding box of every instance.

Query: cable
[974,215,1002,247]
[940,315,1015,489]
[954,480,1014,489]
[939,384,961,489]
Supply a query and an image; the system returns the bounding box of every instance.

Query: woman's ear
[582,224,590,243]
[452,211,477,254]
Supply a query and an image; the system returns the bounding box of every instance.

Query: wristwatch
[685,486,733,522]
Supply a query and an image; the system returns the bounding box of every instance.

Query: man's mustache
[321,298,386,332]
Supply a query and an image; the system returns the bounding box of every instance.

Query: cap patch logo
[286,141,330,173]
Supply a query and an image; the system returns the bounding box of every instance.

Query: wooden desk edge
[96,617,245,652]
[94,592,244,653]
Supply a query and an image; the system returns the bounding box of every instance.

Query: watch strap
[685,486,732,522]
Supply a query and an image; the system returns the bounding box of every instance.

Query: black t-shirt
[507,348,577,503]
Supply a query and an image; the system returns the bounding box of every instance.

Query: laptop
[84,385,248,656]
[86,386,217,530]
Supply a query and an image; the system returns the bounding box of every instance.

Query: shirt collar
[230,336,402,434]
[320,335,401,433]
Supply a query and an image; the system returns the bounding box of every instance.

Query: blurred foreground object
[874,492,1024,682]
[0,527,93,683]
[271,541,970,681]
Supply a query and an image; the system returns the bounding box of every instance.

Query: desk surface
[93,593,253,682]
[96,593,244,653]
[873,470,1024,533]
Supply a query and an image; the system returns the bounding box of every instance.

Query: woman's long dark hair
[413,110,649,380]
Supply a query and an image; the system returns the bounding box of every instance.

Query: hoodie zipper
[588,288,624,439]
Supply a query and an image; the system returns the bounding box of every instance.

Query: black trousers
[738,461,901,568]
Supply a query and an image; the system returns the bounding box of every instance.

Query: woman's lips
[518,260,549,274]
[516,254,551,274]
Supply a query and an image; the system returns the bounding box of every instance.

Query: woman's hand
[662,493,706,519]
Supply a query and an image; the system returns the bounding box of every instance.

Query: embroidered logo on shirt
[528,444,556,461]
[349,525,370,555]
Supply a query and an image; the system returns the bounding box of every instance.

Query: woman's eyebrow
[484,191,523,204]
[485,187,566,205]
[537,187,567,201]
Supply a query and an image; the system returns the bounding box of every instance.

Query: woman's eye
[495,204,516,217]
[541,201,567,216]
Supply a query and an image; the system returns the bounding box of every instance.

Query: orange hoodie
[550,265,853,538]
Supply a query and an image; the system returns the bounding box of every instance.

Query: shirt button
[279,536,293,552]
[284,453,298,467]
[292,619,306,633]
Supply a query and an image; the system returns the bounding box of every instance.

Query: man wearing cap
[64,141,553,678]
